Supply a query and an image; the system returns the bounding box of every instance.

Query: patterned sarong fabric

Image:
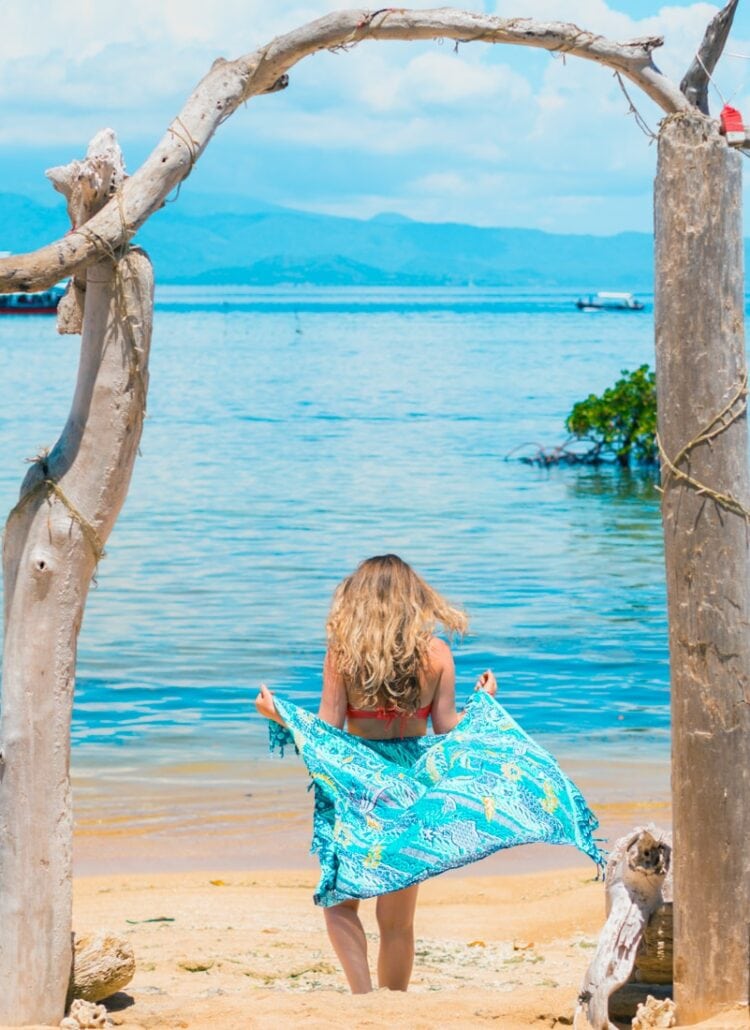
[268,691,606,907]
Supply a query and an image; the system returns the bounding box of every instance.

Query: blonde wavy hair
[326,554,468,714]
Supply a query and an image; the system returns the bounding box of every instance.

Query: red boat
[0,285,65,315]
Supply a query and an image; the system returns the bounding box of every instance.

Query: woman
[256,554,602,994]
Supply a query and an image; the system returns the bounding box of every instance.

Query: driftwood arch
[0,6,748,1027]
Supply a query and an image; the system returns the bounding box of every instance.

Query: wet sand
[72,752,671,876]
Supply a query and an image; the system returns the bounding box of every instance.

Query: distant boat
[575,291,645,312]
[0,284,65,315]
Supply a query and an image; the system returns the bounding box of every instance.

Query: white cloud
[411,171,473,196]
[0,2,344,61]
[3,0,750,234]
[289,168,655,235]
[357,51,532,112]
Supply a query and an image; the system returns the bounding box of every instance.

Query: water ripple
[0,286,669,771]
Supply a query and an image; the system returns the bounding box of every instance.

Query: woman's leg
[375,885,419,990]
[323,899,372,994]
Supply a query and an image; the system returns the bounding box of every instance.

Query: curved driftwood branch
[574,826,672,1030]
[0,7,689,293]
[0,133,153,1026]
[680,0,739,114]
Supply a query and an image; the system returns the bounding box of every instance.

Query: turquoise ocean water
[0,287,669,780]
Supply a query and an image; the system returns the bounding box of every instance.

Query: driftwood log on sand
[574,826,672,1030]
[68,931,135,1004]
[608,894,674,1019]
[634,904,672,984]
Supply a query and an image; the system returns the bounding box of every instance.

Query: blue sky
[3,0,750,234]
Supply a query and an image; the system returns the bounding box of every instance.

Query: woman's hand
[475,669,498,696]
[255,684,285,725]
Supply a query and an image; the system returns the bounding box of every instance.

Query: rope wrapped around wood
[656,372,750,521]
[5,472,105,565]
[3,237,148,566]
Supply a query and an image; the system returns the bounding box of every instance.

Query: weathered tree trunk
[0,132,153,1025]
[654,110,750,1023]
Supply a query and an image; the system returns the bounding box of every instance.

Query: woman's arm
[431,641,499,734]
[430,638,463,734]
[318,650,348,729]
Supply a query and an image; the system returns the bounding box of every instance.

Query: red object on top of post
[720,103,745,144]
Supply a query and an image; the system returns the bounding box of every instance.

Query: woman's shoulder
[427,636,454,669]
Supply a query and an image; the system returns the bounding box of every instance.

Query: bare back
[318,637,462,738]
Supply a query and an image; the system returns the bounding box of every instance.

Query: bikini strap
[346,703,432,720]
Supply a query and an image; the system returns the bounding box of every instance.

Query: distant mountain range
[0,190,661,289]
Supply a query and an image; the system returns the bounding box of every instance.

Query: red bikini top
[346,703,432,721]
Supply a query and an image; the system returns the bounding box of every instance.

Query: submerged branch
[506,437,607,466]
[506,437,660,469]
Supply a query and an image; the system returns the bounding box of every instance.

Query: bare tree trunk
[0,133,153,1025]
[654,110,750,1024]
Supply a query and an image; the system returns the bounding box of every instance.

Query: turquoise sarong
[269,691,605,907]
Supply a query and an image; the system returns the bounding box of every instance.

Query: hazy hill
[1,191,658,288]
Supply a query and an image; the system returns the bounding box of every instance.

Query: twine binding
[657,371,750,521]
[6,468,105,565]
[4,233,148,566]
[166,116,200,202]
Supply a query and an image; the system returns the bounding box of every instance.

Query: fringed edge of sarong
[568,781,609,878]
[268,720,297,757]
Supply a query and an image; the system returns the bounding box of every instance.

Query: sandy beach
[68,861,746,1030]
[57,757,750,1030]
[59,758,684,1027]
[72,865,618,1030]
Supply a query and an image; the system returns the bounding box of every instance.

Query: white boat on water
[575,291,645,312]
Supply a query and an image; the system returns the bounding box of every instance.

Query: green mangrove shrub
[566,364,657,466]
[509,364,658,467]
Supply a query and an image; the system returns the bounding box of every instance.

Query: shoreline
[73,754,671,877]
